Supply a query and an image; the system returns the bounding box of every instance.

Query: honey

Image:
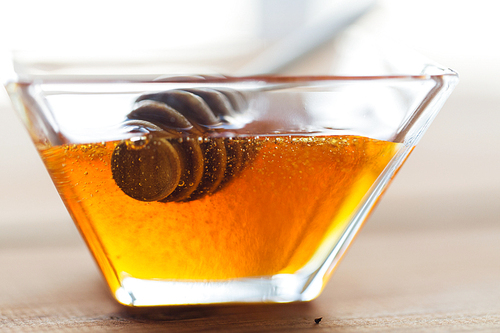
[40,135,399,293]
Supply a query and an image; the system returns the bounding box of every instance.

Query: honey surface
[41,135,399,291]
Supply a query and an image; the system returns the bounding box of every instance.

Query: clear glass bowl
[3,42,458,306]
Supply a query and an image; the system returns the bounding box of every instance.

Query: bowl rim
[8,70,458,86]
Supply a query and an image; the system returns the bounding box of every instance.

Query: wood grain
[2,226,500,332]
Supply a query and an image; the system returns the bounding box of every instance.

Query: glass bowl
[3,47,457,306]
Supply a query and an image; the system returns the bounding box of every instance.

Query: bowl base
[115,274,320,306]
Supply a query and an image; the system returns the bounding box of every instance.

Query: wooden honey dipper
[111,88,259,202]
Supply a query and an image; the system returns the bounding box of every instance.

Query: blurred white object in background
[0,0,499,246]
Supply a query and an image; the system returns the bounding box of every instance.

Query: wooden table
[2,224,500,332]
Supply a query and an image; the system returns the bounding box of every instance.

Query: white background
[0,0,499,246]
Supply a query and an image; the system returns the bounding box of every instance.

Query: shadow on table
[110,301,324,332]
[120,301,317,321]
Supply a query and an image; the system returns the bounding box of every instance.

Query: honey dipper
[111,88,257,202]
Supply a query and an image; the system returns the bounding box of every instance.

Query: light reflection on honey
[41,135,399,293]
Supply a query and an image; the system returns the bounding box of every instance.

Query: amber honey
[41,135,399,292]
